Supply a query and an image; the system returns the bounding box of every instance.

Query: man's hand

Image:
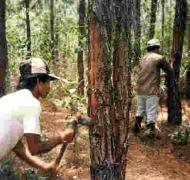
[58,127,75,144]
[66,114,93,127]
[44,161,59,175]
[76,115,93,126]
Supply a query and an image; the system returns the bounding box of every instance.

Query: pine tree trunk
[88,16,117,179]
[88,1,132,179]
[166,71,181,125]
[149,0,158,39]
[0,0,8,97]
[77,0,85,95]
[185,70,190,99]
[171,0,187,80]
[168,0,187,124]
[133,0,141,66]
[50,0,55,60]
[25,0,31,58]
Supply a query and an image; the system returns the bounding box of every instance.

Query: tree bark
[88,16,116,179]
[88,1,132,179]
[185,70,190,99]
[77,0,86,95]
[167,71,182,125]
[171,0,187,80]
[25,0,31,58]
[149,0,158,39]
[0,0,8,97]
[168,0,187,124]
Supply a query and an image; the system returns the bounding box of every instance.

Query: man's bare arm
[24,127,75,155]
[158,58,173,74]
[13,140,58,173]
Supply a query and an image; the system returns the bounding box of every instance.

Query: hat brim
[47,74,60,81]
[22,73,60,81]
[146,45,160,49]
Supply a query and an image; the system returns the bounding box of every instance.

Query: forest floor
[11,99,190,180]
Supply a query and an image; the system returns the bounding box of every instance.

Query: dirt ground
[12,100,190,180]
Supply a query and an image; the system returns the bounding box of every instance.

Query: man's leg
[134,116,144,133]
[145,95,159,136]
[134,95,146,134]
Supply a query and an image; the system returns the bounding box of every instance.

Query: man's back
[136,52,163,95]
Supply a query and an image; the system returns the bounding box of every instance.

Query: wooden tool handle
[55,143,68,165]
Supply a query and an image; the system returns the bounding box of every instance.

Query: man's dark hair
[17,74,50,91]
[147,46,160,52]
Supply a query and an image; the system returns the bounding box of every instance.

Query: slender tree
[77,0,86,95]
[161,0,165,53]
[25,0,31,58]
[88,0,132,179]
[149,0,158,39]
[50,0,55,60]
[0,0,8,97]
[168,0,187,124]
[133,0,141,66]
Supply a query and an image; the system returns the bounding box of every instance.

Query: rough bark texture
[50,0,55,60]
[88,16,116,179]
[149,0,158,39]
[171,0,187,80]
[88,1,132,179]
[77,0,86,95]
[167,71,182,125]
[0,0,8,97]
[168,0,187,124]
[185,70,190,99]
[25,0,31,58]
[133,0,141,66]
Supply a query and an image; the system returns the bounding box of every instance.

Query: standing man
[134,39,171,137]
[0,58,78,174]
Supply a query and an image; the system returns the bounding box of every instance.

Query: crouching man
[0,58,78,174]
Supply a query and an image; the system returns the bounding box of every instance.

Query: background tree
[77,0,86,95]
[133,0,141,66]
[161,0,165,53]
[167,0,187,124]
[25,0,31,58]
[50,0,55,60]
[149,0,158,39]
[0,0,8,97]
[88,0,132,179]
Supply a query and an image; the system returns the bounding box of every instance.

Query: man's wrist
[56,135,63,145]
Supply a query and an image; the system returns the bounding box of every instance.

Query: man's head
[18,58,59,98]
[146,39,160,52]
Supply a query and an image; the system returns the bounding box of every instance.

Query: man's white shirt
[0,89,41,160]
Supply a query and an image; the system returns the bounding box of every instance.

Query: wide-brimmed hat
[19,58,60,80]
[147,39,160,48]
